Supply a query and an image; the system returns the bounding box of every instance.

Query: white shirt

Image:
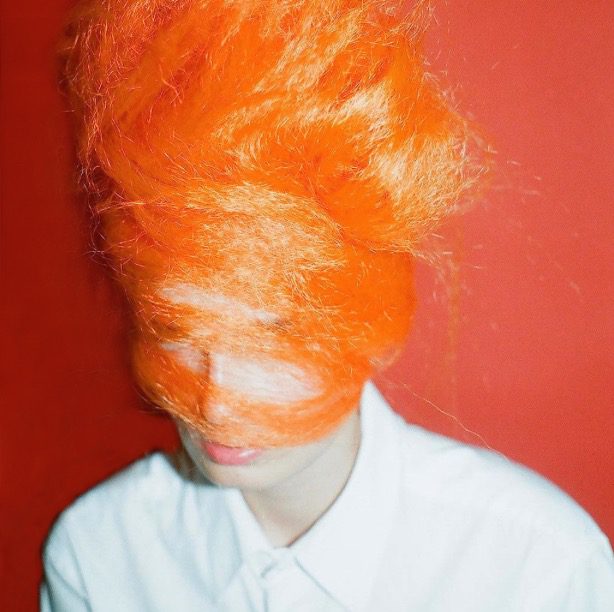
[41,383,614,611]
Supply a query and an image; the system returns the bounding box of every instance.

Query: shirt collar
[203,460,282,602]
[206,381,402,610]
[291,381,402,610]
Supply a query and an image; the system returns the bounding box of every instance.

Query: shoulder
[46,453,175,537]
[41,452,235,608]
[363,387,614,606]
[362,383,612,559]
[41,453,175,600]
[43,451,207,567]
[396,419,609,552]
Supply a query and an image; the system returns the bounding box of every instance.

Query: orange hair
[60,0,481,447]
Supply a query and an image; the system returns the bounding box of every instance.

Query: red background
[2,1,613,609]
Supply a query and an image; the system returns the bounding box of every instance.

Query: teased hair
[59,0,483,446]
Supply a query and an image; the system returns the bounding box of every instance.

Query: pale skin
[164,289,362,547]
[176,409,361,547]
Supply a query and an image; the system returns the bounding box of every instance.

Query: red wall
[2,2,613,609]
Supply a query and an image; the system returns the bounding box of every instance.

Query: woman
[42,1,614,609]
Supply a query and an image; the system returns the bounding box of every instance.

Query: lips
[200,441,264,466]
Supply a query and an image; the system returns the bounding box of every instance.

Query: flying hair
[59,0,484,447]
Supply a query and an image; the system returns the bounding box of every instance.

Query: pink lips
[201,441,264,466]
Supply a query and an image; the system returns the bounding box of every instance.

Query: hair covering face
[60,0,481,447]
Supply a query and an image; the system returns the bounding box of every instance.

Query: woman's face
[175,407,360,492]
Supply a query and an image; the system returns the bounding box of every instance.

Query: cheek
[160,341,205,372]
[208,351,321,405]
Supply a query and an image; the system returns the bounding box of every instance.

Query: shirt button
[260,562,282,580]
[255,550,294,584]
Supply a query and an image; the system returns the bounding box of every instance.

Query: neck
[241,411,361,547]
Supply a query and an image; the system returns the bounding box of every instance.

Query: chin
[175,415,346,493]
[191,453,291,491]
